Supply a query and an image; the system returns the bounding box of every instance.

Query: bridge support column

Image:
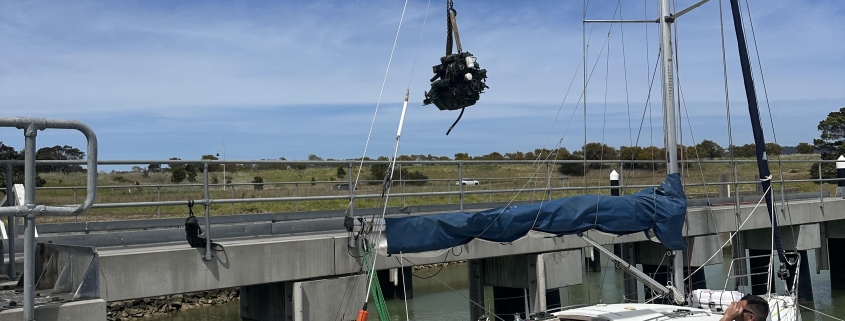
[475,250,581,319]
[620,242,637,302]
[826,221,845,289]
[468,259,487,321]
[377,267,413,300]
[636,235,719,298]
[829,238,845,289]
[584,247,601,272]
[742,224,821,298]
[240,281,293,321]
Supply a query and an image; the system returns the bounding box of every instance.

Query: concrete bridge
[2,195,843,321]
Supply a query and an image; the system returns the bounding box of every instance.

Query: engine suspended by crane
[423,0,488,135]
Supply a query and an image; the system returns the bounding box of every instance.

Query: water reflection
[148,251,841,321]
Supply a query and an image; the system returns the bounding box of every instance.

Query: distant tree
[481,152,505,160]
[558,154,587,176]
[307,154,326,168]
[35,145,85,174]
[728,144,757,158]
[252,176,264,190]
[170,168,186,183]
[796,142,814,154]
[131,166,142,172]
[201,154,222,172]
[0,142,46,189]
[336,166,347,179]
[168,158,187,183]
[811,107,845,179]
[692,140,725,159]
[185,164,198,182]
[765,143,783,156]
[148,164,162,172]
[454,153,470,160]
[504,151,525,160]
[582,143,618,169]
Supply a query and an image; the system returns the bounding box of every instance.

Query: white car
[456,179,480,186]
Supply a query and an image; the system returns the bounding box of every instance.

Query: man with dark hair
[720,294,769,321]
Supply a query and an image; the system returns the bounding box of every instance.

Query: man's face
[734,300,755,321]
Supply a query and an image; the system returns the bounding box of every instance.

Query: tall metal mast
[658,0,686,300]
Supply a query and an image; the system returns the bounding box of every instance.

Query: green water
[148,251,843,321]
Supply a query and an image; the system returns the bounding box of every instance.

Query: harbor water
[148,251,842,321]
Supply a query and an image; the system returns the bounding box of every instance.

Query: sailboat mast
[657,0,686,300]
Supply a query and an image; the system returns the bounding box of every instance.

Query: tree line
[0,143,86,189]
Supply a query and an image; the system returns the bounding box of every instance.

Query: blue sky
[0,0,842,163]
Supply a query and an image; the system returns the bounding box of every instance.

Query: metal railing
[3,158,841,221]
[0,117,98,321]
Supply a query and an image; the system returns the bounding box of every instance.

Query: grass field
[11,154,834,223]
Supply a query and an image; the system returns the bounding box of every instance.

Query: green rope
[362,247,391,321]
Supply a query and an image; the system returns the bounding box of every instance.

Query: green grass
[19,154,832,223]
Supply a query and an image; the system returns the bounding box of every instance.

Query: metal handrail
[0,117,98,216]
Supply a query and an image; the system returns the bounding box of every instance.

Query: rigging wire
[683,185,771,281]
[350,0,412,203]
[742,0,798,254]
[467,6,620,247]
[401,258,506,321]
[799,305,845,321]
[717,0,745,292]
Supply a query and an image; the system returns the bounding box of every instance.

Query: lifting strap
[445,0,462,55]
[445,0,465,135]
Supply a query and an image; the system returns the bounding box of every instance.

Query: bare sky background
[0,0,842,162]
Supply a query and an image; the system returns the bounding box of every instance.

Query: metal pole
[203,163,212,261]
[836,156,845,197]
[347,162,356,248]
[447,181,451,204]
[401,163,406,207]
[230,184,235,215]
[458,163,464,212]
[658,0,685,300]
[295,183,299,211]
[23,123,38,321]
[489,179,492,202]
[156,186,161,218]
[546,163,552,201]
[4,164,15,279]
[221,140,226,192]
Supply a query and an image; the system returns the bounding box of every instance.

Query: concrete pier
[468,250,581,319]
[377,267,413,300]
[828,238,845,289]
[240,282,293,321]
[585,247,601,272]
[0,299,106,321]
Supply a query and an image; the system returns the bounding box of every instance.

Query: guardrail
[3,158,841,220]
